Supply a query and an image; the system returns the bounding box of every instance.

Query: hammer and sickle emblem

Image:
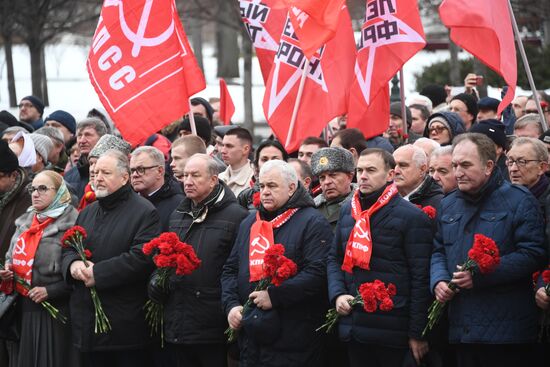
[251,235,270,256]
[355,221,371,241]
[110,0,175,57]
[14,237,27,256]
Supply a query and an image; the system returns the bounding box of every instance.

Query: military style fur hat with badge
[311,147,355,176]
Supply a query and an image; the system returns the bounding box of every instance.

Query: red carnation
[387,283,397,297]
[422,206,437,219]
[542,269,550,285]
[379,297,394,311]
[84,249,92,260]
[252,192,261,208]
[61,225,87,247]
[158,242,174,256]
[363,297,377,313]
[272,258,298,286]
[468,234,500,274]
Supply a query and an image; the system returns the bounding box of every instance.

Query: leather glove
[148,271,169,304]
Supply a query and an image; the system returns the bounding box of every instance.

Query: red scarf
[249,208,299,282]
[12,216,55,295]
[342,184,398,273]
[78,183,96,211]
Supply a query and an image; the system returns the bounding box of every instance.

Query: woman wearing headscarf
[0,170,81,367]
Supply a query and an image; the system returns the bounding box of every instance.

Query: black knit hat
[0,140,19,173]
[190,97,214,124]
[420,85,447,107]
[451,93,479,119]
[21,95,45,116]
[390,102,412,127]
[469,119,507,149]
[180,116,212,144]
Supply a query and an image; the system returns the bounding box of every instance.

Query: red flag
[240,0,287,84]
[439,0,516,114]
[87,0,205,146]
[219,79,235,125]
[347,0,426,139]
[263,6,355,152]
[285,0,346,59]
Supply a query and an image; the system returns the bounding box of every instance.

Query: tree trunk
[216,1,240,78]
[28,42,44,101]
[449,39,461,86]
[41,44,49,106]
[189,17,204,71]
[3,36,17,107]
[242,33,254,136]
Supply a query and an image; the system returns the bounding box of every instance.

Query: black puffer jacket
[409,175,444,209]
[327,185,433,347]
[164,181,248,344]
[145,177,184,231]
[221,185,333,367]
[62,184,160,352]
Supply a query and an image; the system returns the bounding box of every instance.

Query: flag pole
[285,58,310,149]
[507,0,548,131]
[399,69,408,137]
[188,99,198,136]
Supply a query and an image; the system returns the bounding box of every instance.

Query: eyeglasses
[505,158,541,167]
[130,165,160,175]
[28,185,56,195]
[18,103,35,109]
[525,109,538,114]
[429,126,448,134]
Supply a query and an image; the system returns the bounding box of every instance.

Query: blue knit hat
[45,110,77,134]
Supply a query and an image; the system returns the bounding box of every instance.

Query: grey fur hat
[311,147,355,176]
[89,134,131,159]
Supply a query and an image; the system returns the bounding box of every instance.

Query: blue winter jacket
[430,171,547,344]
[327,190,433,347]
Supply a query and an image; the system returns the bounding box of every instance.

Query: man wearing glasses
[130,146,183,231]
[18,95,45,130]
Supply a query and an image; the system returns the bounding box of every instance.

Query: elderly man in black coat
[150,153,248,366]
[62,149,161,367]
[327,148,433,367]
[221,160,333,367]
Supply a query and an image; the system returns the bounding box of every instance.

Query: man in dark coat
[222,160,333,367]
[130,146,183,231]
[327,148,433,367]
[62,149,160,367]
[393,144,443,208]
[0,140,31,366]
[151,154,247,366]
[431,133,547,367]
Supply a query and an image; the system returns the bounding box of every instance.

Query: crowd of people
[0,76,549,367]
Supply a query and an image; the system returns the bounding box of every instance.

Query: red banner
[347,0,426,139]
[439,0,516,114]
[240,0,287,84]
[219,79,235,125]
[87,0,205,146]
[263,5,355,152]
[285,0,346,59]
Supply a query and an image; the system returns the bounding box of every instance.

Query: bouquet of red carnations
[423,233,500,337]
[317,280,396,333]
[225,244,298,342]
[142,232,201,345]
[61,226,111,333]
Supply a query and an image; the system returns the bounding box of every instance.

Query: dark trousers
[455,344,535,367]
[83,349,153,367]
[174,343,228,367]
[347,341,409,367]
